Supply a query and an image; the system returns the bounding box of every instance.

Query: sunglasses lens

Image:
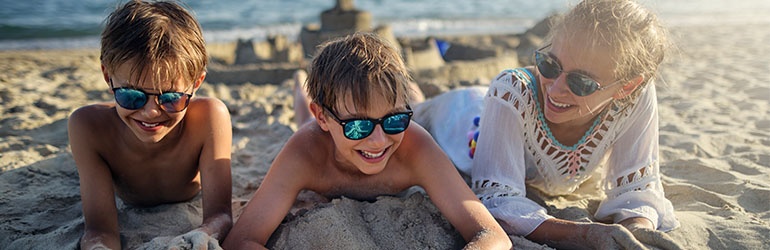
[158,92,189,112]
[535,52,561,79]
[344,120,374,140]
[114,88,148,110]
[382,113,411,134]
[567,74,600,96]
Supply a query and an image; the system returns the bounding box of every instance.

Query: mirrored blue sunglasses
[323,105,413,140]
[110,79,192,113]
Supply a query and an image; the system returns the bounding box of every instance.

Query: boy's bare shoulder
[399,123,437,151]
[289,123,329,151]
[187,97,229,116]
[279,123,331,168]
[393,123,446,169]
[68,103,122,147]
[68,102,118,128]
[182,97,231,124]
[189,96,227,109]
[70,102,116,114]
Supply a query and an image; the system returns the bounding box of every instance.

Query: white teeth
[141,122,159,127]
[549,96,571,108]
[360,150,384,159]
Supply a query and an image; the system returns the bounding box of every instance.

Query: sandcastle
[299,0,400,58]
[205,0,553,98]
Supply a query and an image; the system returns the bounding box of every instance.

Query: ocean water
[1,0,769,50]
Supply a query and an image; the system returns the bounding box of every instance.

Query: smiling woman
[412,0,683,249]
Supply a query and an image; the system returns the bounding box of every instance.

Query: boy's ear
[614,75,644,99]
[309,102,330,132]
[101,64,111,89]
[193,72,206,90]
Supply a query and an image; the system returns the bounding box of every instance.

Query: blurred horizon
[1,0,769,50]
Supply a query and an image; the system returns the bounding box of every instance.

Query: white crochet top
[424,68,678,236]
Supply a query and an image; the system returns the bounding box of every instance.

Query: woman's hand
[623,222,683,250]
[528,218,647,250]
[620,217,683,250]
[582,223,648,250]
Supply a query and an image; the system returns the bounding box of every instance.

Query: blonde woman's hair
[548,0,670,106]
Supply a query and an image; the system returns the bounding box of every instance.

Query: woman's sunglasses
[323,105,413,140]
[110,79,192,113]
[534,46,622,96]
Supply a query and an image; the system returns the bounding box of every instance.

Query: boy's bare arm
[69,107,122,250]
[405,125,512,250]
[194,98,234,240]
[222,131,314,249]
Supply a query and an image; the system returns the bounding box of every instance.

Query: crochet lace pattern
[473,68,655,197]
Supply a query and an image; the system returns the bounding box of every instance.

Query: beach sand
[1,19,770,249]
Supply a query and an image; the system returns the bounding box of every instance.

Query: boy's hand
[168,230,222,250]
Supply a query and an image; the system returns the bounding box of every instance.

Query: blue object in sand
[435,39,450,57]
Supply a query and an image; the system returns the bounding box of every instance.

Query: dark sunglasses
[534,45,622,96]
[323,105,413,140]
[110,79,192,113]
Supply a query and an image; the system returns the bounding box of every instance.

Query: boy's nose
[140,96,163,117]
[365,125,389,146]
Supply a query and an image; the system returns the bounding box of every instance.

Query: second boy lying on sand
[222,33,511,249]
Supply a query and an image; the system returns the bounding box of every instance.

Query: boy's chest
[105,144,203,205]
[319,168,413,201]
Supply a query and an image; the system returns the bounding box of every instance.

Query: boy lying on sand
[68,1,232,249]
[222,33,511,249]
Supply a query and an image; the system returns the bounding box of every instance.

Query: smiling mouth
[134,118,164,130]
[359,148,387,159]
[140,121,160,128]
[548,96,572,108]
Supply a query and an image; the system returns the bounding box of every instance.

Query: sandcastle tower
[233,34,303,65]
[299,0,400,58]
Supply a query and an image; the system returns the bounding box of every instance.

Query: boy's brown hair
[100,0,207,90]
[306,32,412,113]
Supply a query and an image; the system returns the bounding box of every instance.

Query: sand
[1,19,770,250]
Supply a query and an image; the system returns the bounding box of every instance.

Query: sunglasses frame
[323,104,414,140]
[109,78,193,113]
[534,44,623,96]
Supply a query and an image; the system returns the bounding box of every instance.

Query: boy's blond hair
[100,0,207,90]
[548,0,670,107]
[306,33,412,113]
